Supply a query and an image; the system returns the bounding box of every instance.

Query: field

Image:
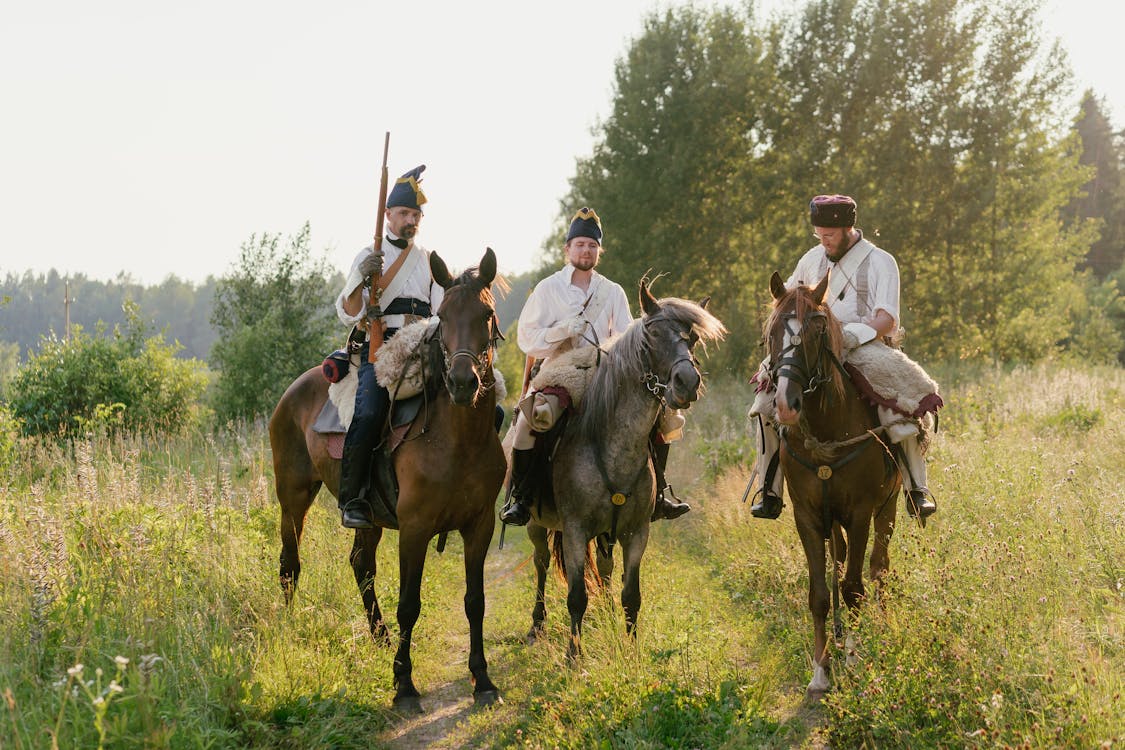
[1,364,1122,748]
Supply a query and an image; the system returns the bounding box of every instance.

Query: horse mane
[573,296,725,444]
[763,284,846,402]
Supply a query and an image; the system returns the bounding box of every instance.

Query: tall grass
[0,364,1121,748]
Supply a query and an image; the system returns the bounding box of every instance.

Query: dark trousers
[339,340,390,507]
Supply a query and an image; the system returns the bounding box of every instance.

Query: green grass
[1,363,1121,748]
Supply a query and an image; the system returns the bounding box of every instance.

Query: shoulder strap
[378,243,424,302]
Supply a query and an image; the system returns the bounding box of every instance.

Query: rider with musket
[335,165,444,529]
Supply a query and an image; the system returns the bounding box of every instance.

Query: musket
[367,131,391,364]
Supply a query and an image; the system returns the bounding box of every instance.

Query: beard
[398,224,418,240]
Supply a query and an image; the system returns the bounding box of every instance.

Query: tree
[1065,91,1125,278]
[567,4,778,373]
[7,301,207,437]
[209,224,340,422]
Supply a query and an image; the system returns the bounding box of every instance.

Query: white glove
[564,316,587,336]
[842,322,878,349]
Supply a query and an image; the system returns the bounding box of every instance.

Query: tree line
[2,0,1124,437]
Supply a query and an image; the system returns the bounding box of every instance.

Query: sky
[1,0,1122,287]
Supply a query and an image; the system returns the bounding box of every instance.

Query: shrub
[7,302,207,437]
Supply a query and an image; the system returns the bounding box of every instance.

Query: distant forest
[0,268,534,365]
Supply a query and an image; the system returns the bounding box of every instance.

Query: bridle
[435,308,503,399]
[639,315,701,408]
[769,309,835,397]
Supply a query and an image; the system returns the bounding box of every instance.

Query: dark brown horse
[269,248,506,712]
[525,282,726,660]
[765,271,900,695]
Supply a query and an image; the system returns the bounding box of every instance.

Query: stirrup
[905,487,937,519]
[749,488,784,519]
[499,498,531,527]
[340,497,375,529]
[651,487,690,521]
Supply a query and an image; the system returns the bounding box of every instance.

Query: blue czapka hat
[565,207,602,244]
[386,165,427,210]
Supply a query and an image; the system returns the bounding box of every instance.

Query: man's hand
[563,316,587,337]
[360,249,385,283]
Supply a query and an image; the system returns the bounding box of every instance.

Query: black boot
[749,448,783,519]
[749,490,784,519]
[338,443,375,529]
[499,448,535,526]
[905,487,937,519]
[650,441,690,521]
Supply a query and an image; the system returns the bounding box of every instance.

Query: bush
[7,302,207,437]
[209,224,340,422]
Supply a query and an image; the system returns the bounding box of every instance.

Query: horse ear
[812,272,830,305]
[699,295,711,310]
[430,251,454,290]
[639,278,660,316]
[479,247,496,286]
[769,271,786,300]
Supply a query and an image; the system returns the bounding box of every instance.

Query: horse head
[430,247,503,407]
[765,271,845,426]
[637,279,726,410]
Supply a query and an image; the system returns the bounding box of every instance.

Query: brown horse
[765,270,901,695]
[269,248,506,712]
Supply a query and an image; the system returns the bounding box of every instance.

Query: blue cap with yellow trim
[386,165,427,210]
[565,207,602,244]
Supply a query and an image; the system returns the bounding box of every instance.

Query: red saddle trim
[327,432,345,460]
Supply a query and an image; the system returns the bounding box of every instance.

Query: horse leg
[562,528,590,663]
[392,527,430,714]
[595,535,614,588]
[349,527,390,645]
[618,526,650,638]
[841,520,870,612]
[461,514,500,706]
[527,523,550,644]
[870,487,898,597]
[795,517,831,696]
[278,478,319,605]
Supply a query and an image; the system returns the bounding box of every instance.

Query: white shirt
[335,234,444,328]
[786,234,901,333]
[517,264,633,360]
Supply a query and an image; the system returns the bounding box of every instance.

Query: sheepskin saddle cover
[843,341,943,419]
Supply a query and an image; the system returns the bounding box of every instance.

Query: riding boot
[750,416,784,519]
[499,448,535,526]
[650,441,690,521]
[338,441,376,529]
[897,435,937,519]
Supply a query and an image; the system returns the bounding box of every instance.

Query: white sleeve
[866,252,901,327]
[605,283,634,337]
[517,282,568,359]
[335,249,369,327]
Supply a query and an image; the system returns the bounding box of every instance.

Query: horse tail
[548,531,604,595]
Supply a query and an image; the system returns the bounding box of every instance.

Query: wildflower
[114,655,129,667]
[67,664,84,677]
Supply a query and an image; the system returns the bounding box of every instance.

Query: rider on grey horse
[499,207,691,527]
[748,194,941,522]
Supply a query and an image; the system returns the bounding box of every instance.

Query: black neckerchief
[386,235,409,250]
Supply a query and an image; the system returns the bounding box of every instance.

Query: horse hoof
[393,694,424,715]
[525,626,544,646]
[473,690,502,708]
